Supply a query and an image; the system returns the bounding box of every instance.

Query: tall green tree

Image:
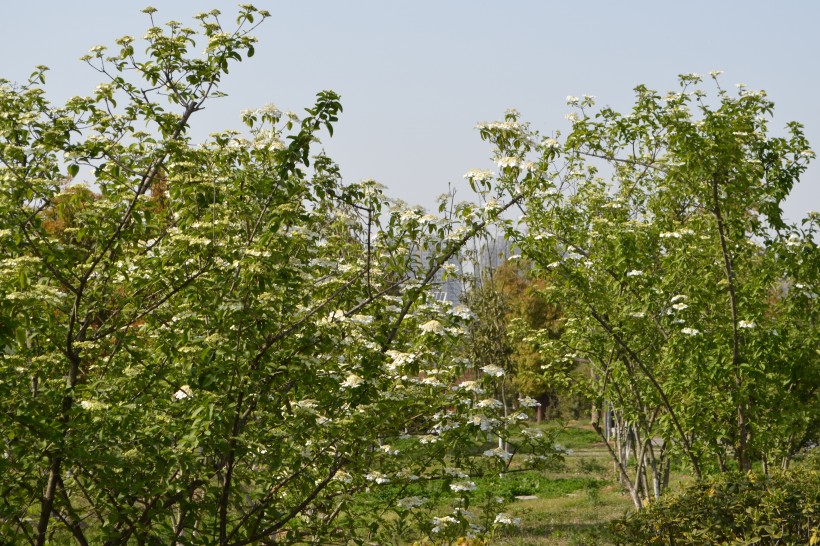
[0,7,552,544]
[475,76,818,507]
[464,257,564,423]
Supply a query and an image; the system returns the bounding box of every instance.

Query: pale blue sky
[1,1,817,221]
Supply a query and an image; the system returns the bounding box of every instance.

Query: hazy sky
[1,1,817,221]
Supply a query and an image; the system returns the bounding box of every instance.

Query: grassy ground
[493,436,632,546]
[490,424,635,545]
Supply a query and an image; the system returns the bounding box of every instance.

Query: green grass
[551,425,602,450]
[490,427,633,545]
[393,423,644,545]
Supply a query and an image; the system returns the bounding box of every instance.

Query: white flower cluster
[449,481,476,492]
[431,515,458,533]
[385,350,416,372]
[494,513,521,526]
[481,364,505,377]
[518,396,540,408]
[497,156,523,169]
[365,471,390,484]
[341,373,364,388]
[173,385,193,400]
[293,399,318,413]
[419,320,446,335]
[543,138,561,150]
[397,496,426,509]
[463,169,494,182]
[522,428,544,439]
[449,305,473,320]
[468,414,499,431]
[786,233,802,247]
[475,120,524,132]
[483,447,512,461]
[79,399,108,411]
[455,381,484,394]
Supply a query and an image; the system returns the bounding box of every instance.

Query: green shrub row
[609,456,819,545]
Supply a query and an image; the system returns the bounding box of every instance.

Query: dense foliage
[1,5,818,545]
[609,458,820,545]
[0,7,554,545]
[473,75,819,507]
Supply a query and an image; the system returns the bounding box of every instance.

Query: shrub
[609,459,819,545]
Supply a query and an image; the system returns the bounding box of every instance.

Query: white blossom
[738,320,756,329]
[494,513,521,526]
[456,381,484,394]
[385,350,416,371]
[79,399,108,411]
[497,156,522,169]
[681,327,700,336]
[365,471,390,484]
[399,208,420,222]
[449,305,473,320]
[421,376,444,387]
[518,396,540,408]
[349,314,373,325]
[522,428,544,439]
[463,169,494,182]
[481,364,505,377]
[468,414,497,431]
[173,385,193,400]
[419,320,445,335]
[341,373,364,388]
[431,516,458,533]
[483,447,512,461]
[450,481,476,492]
[397,496,426,509]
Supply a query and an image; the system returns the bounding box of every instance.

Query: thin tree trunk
[592,420,642,509]
[711,177,749,472]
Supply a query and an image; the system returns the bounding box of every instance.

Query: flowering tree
[0,7,555,545]
[474,76,818,508]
